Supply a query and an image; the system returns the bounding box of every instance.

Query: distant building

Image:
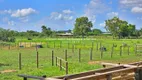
[57,32,73,37]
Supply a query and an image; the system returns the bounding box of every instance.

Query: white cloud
[62,10,73,14]
[2,17,9,22]
[131,7,142,13]
[107,12,119,18]
[0,8,36,23]
[19,17,29,22]
[0,10,12,14]
[2,17,15,26]
[11,8,36,17]
[137,17,142,20]
[84,0,110,23]
[8,21,15,26]
[99,22,105,27]
[0,8,36,17]
[50,10,74,21]
[120,0,142,8]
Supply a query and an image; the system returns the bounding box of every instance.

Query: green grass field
[0,38,142,80]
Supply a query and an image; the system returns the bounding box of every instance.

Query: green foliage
[92,29,102,35]
[73,17,93,37]
[41,25,52,37]
[105,17,136,38]
[0,28,16,42]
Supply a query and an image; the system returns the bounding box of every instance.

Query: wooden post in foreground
[56,57,57,66]
[60,59,62,70]
[120,46,122,56]
[111,46,114,58]
[19,53,22,70]
[135,68,142,80]
[106,74,112,80]
[79,49,81,62]
[52,50,54,66]
[8,44,10,50]
[128,46,130,55]
[135,44,137,54]
[36,51,39,68]
[90,48,93,60]
[66,62,68,75]
[101,48,103,59]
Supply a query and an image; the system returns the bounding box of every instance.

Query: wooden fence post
[19,53,22,70]
[111,46,114,58]
[135,68,142,80]
[66,62,68,75]
[120,46,122,56]
[72,44,74,53]
[90,48,93,60]
[52,50,54,66]
[100,42,102,49]
[68,42,69,49]
[135,44,137,54]
[8,44,10,50]
[24,77,27,80]
[128,46,130,55]
[60,59,62,70]
[101,48,103,59]
[79,49,81,62]
[65,50,67,61]
[56,57,57,66]
[106,74,112,80]
[36,51,39,68]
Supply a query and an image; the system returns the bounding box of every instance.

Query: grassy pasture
[0,38,142,80]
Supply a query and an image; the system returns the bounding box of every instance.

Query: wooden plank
[66,67,136,80]
[18,74,42,79]
[101,62,119,66]
[56,66,124,79]
[45,78,63,80]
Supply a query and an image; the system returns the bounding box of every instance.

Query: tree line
[0,16,142,42]
[74,17,142,39]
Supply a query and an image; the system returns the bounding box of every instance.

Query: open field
[0,39,142,80]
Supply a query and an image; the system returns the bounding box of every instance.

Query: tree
[41,25,52,37]
[127,24,135,37]
[73,17,93,38]
[0,28,16,42]
[92,29,102,35]
[139,28,142,36]
[105,17,136,39]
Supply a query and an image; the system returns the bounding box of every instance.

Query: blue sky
[0,0,142,32]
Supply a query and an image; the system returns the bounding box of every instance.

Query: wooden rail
[56,57,68,75]
[135,44,142,54]
[18,74,46,80]
[48,61,142,80]
[18,61,142,80]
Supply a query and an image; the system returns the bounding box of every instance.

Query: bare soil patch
[88,61,101,65]
[0,70,17,74]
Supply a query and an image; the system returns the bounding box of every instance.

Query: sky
[0,0,142,32]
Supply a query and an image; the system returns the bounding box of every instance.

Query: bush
[9,37,16,42]
[27,37,32,40]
